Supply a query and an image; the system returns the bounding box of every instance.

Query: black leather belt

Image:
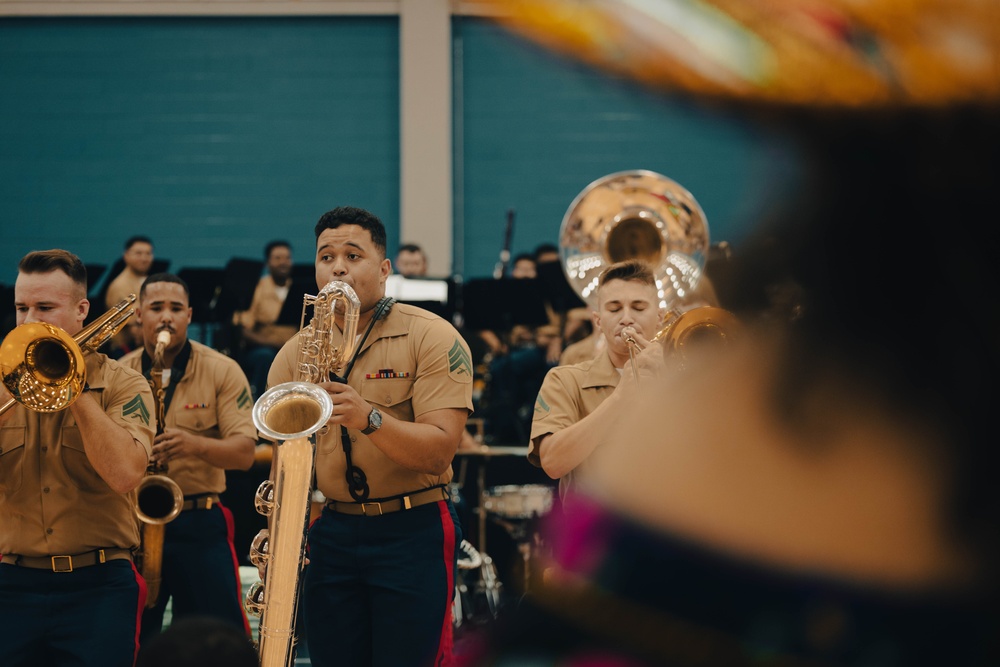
[182,494,220,511]
[325,486,448,516]
[1,548,133,572]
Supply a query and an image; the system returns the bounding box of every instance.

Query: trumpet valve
[254,480,275,516]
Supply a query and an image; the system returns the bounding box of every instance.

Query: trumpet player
[531,259,664,502]
[121,273,256,645]
[266,206,474,667]
[0,249,154,667]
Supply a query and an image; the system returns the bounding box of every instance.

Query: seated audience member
[395,242,429,277]
[467,105,1000,667]
[235,240,297,398]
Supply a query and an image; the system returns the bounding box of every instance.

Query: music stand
[275,264,316,326]
[214,258,264,320]
[176,268,225,323]
[535,261,586,313]
[386,275,457,322]
[460,278,551,332]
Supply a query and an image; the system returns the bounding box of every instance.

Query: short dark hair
[264,240,291,260]
[135,616,257,667]
[140,273,190,301]
[18,249,87,293]
[314,206,387,258]
[125,235,153,251]
[598,259,656,289]
[533,243,559,261]
[512,252,535,266]
[397,243,424,256]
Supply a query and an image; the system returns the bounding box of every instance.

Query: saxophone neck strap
[339,296,395,502]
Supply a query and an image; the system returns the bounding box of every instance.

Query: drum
[482,484,554,520]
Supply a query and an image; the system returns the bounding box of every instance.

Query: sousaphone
[559,170,738,364]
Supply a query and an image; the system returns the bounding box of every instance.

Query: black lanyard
[334,297,395,501]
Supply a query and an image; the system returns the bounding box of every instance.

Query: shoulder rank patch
[237,387,252,410]
[123,394,151,426]
[534,395,550,415]
[448,339,473,381]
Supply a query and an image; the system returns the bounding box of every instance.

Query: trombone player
[531,259,664,503]
[0,249,154,667]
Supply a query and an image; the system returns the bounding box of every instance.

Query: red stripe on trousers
[220,503,253,636]
[434,499,457,667]
[132,559,149,664]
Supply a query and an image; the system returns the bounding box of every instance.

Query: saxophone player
[266,206,474,667]
[0,249,153,667]
[120,273,256,645]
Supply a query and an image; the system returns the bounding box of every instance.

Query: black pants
[0,558,143,667]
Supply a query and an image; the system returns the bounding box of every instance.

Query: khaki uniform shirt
[122,341,257,495]
[105,268,145,348]
[0,354,154,557]
[236,275,297,348]
[268,302,474,501]
[105,268,145,310]
[530,348,620,500]
[559,331,604,366]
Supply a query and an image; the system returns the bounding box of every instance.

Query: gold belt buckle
[360,501,383,516]
[51,555,73,573]
[204,496,214,510]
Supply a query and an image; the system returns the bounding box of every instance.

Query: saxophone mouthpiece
[156,330,172,348]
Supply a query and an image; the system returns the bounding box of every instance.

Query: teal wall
[453,18,793,279]
[1,15,794,290]
[0,17,400,286]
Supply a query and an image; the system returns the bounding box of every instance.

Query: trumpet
[1,295,137,416]
[136,329,183,609]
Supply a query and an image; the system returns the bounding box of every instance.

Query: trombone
[0,295,137,416]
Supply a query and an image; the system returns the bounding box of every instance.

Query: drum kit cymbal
[452,445,555,628]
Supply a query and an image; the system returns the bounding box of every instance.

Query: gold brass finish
[558,170,709,310]
[247,280,361,667]
[0,295,137,416]
[136,329,184,609]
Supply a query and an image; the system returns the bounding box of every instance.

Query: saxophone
[135,329,184,609]
[245,280,361,667]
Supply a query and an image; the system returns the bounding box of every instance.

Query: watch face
[363,407,382,434]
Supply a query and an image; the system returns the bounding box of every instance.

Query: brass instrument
[559,170,709,311]
[245,280,361,667]
[558,171,738,377]
[1,295,137,416]
[136,329,183,609]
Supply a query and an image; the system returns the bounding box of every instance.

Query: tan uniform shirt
[122,341,257,495]
[268,302,474,501]
[0,354,154,557]
[105,268,146,349]
[105,268,145,310]
[559,331,604,366]
[236,275,298,348]
[530,348,620,500]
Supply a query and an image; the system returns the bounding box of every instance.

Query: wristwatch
[361,406,383,435]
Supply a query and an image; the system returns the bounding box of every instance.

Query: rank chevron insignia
[122,394,151,426]
[237,387,252,410]
[448,339,473,379]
